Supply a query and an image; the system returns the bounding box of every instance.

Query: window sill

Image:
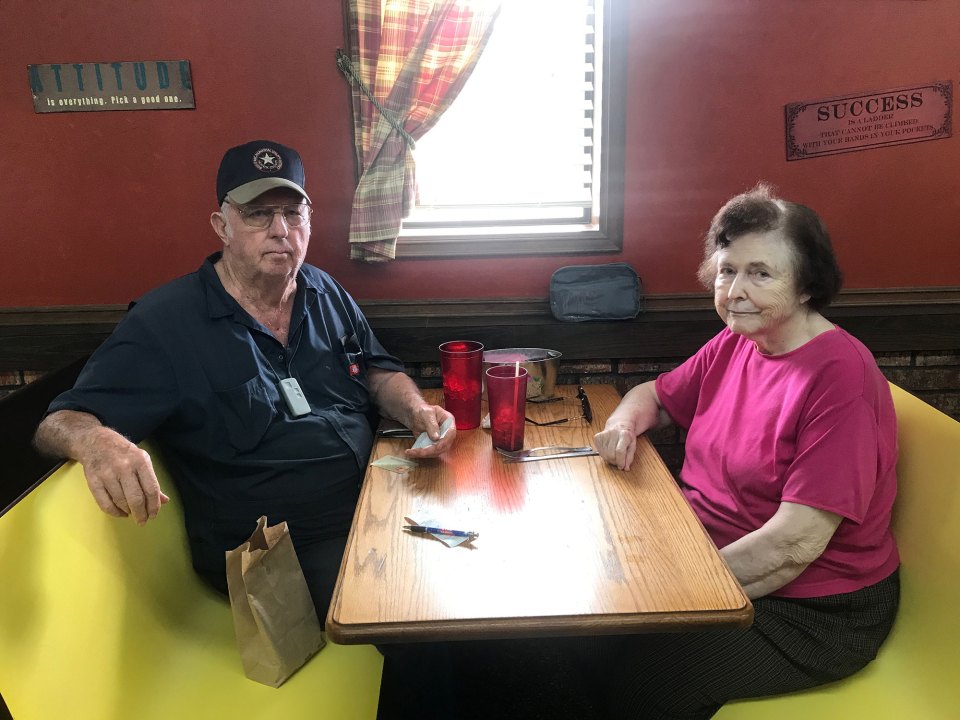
[394,226,622,258]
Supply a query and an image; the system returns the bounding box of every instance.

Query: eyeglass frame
[227,200,313,229]
[525,385,593,426]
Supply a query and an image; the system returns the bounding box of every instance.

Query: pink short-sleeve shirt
[656,327,899,597]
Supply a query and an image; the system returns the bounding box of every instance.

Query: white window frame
[394,0,627,259]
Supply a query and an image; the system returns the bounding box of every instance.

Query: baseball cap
[216,140,311,205]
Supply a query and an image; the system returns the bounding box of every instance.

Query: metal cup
[482,348,561,400]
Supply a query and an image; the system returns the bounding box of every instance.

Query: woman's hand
[594,421,638,471]
[593,381,669,471]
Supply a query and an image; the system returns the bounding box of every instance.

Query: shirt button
[277,353,286,363]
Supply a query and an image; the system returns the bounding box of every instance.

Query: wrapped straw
[512,362,521,446]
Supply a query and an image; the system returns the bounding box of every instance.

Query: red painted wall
[1,0,958,307]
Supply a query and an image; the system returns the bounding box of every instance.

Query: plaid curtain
[344,0,501,262]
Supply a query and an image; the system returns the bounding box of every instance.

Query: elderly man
[34,139,454,618]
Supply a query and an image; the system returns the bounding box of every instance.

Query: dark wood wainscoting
[363,289,960,362]
[2,289,959,371]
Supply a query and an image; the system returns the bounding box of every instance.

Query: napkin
[371,455,418,473]
[412,416,455,450]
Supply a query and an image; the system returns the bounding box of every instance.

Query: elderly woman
[592,185,900,718]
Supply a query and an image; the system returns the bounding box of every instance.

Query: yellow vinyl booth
[0,446,382,720]
[717,384,960,719]
[2,384,957,718]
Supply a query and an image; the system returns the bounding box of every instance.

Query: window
[397,0,626,258]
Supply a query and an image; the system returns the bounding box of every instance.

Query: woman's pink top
[656,326,900,597]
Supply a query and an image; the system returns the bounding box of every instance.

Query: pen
[403,525,479,539]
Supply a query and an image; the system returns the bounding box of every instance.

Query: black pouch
[549,263,642,322]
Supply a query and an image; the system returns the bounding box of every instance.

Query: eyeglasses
[229,201,313,229]
[525,385,593,426]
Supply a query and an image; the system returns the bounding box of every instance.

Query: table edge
[327,603,754,645]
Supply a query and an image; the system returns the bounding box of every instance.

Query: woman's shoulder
[798,326,889,404]
[808,326,878,372]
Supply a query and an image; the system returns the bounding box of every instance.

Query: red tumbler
[486,365,528,451]
[439,340,484,430]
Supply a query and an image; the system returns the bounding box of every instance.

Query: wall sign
[785,81,951,160]
[28,60,195,113]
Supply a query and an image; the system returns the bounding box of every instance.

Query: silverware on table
[377,427,416,438]
[496,445,599,463]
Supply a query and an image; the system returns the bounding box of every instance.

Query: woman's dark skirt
[597,568,901,719]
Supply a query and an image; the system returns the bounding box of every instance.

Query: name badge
[279,377,311,417]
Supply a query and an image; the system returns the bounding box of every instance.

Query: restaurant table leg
[378,638,603,720]
[376,643,458,719]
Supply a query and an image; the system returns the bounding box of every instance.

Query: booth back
[0,446,383,720]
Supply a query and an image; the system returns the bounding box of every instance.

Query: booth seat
[2,384,957,719]
[716,384,960,719]
[0,445,382,720]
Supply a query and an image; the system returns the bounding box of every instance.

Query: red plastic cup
[486,365,528,452]
[439,340,485,430]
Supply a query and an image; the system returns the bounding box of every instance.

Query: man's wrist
[404,398,431,430]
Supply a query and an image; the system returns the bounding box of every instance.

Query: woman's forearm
[604,380,671,435]
[719,501,842,599]
[721,536,811,599]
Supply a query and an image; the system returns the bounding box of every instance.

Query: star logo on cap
[252,148,283,173]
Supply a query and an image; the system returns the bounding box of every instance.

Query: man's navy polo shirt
[48,253,404,573]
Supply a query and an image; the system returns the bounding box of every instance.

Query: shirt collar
[200,251,324,321]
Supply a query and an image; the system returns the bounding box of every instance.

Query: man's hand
[404,403,457,459]
[367,368,457,459]
[35,410,169,525]
[593,421,638,471]
[80,429,170,525]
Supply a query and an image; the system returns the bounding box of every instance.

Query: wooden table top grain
[326,384,752,644]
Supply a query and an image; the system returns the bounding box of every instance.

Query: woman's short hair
[697,183,843,311]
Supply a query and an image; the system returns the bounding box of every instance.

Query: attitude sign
[28,60,195,113]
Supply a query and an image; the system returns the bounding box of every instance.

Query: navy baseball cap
[216,140,311,205]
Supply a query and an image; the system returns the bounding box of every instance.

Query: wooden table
[326,384,752,644]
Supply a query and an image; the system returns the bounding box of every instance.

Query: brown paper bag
[225,515,325,687]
